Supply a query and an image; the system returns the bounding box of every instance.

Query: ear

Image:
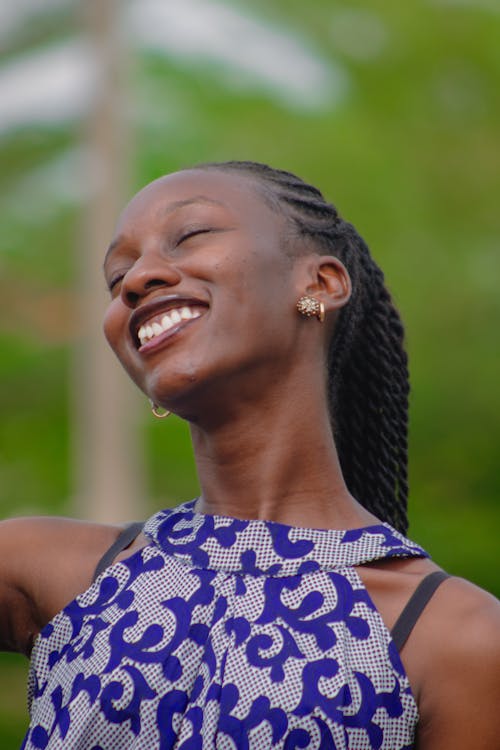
[305,255,351,312]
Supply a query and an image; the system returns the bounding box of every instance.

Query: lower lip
[137,315,203,355]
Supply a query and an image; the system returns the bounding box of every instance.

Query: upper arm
[0,517,121,656]
[415,579,500,749]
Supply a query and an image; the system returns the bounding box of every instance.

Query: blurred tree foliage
[0,1,498,745]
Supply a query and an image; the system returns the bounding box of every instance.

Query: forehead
[116,168,280,231]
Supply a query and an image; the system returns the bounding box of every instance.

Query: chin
[142,359,207,412]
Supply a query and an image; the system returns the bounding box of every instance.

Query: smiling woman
[2,162,499,749]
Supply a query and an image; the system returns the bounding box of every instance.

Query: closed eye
[107,272,127,293]
[177,227,214,245]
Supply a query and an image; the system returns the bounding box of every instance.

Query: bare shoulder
[0,516,122,656]
[415,576,500,749]
[418,575,500,644]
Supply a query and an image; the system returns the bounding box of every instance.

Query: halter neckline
[143,500,428,577]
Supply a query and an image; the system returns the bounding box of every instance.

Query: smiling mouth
[136,305,205,348]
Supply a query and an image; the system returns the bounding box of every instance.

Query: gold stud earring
[149,399,171,419]
[296,295,325,323]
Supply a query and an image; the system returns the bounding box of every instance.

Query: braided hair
[195,161,410,533]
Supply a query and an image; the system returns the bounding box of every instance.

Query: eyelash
[108,273,125,291]
[178,227,212,244]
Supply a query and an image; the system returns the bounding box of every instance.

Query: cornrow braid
[196,161,410,533]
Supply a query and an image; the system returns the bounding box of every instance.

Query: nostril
[124,278,167,307]
[126,290,140,306]
[144,278,167,291]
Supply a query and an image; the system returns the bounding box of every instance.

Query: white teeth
[137,306,202,346]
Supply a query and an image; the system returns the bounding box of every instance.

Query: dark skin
[1,170,499,747]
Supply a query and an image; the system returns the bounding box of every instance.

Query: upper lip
[128,294,209,347]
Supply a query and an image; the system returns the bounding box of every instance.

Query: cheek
[224,249,292,301]
[238,257,295,319]
[216,269,295,357]
[103,299,127,355]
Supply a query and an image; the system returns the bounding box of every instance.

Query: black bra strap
[93,521,145,582]
[390,570,449,651]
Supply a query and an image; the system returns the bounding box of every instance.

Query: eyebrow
[162,195,227,215]
[103,195,227,268]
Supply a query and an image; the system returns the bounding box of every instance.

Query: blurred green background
[0,0,499,745]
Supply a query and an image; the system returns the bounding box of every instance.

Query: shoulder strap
[93,521,144,582]
[390,570,450,651]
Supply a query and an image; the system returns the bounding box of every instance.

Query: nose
[120,254,182,308]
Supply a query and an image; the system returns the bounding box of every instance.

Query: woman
[1,162,498,748]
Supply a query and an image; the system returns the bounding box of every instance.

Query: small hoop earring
[149,399,171,419]
[296,295,325,323]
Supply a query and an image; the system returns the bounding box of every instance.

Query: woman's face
[103,168,311,419]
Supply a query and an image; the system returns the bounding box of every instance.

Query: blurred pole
[72,0,144,523]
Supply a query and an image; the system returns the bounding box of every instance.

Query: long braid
[196,161,410,533]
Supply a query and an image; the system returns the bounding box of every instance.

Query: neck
[189,373,376,530]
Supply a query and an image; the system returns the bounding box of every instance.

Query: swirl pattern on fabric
[23,501,427,749]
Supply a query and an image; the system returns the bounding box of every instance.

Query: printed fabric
[23,500,428,749]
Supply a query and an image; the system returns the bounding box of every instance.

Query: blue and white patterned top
[23,501,429,749]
